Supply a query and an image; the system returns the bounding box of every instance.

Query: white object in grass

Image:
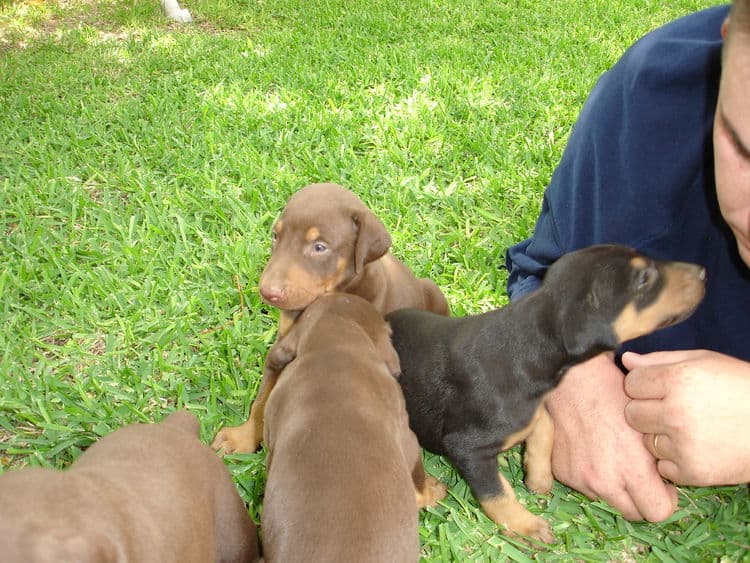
[161,0,192,23]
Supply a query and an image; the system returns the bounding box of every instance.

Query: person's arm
[623,350,750,486]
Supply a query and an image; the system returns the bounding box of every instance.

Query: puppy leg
[402,428,446,509]
[211,366,277,454]
[212,312,300,454]
[212,314,302,454]
[522,405,554,495]
[455,453,554,544]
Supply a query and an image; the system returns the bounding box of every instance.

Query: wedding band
[652,434,662,458]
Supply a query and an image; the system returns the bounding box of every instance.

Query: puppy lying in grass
[0,411,260,563]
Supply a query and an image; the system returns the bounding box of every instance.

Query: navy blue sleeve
[506,5,727,301]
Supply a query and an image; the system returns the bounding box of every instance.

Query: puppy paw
[211,424,261,455]
[503,512,555,545]
[416,475,447,509]
[481,494,555,545]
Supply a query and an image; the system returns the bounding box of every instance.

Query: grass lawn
[1,0,747,560]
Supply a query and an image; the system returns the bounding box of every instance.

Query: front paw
[416,475,447,509]
[507,512,555,545]
[480,492,555,545]
[211,423,261,455]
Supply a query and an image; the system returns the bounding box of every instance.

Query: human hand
[623,349,750,486]
[546,353,678,521]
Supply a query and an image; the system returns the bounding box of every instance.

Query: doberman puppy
[261,293,447,563]
[386,245,706,544]
[0,411,260,563]
[212,182,449,454]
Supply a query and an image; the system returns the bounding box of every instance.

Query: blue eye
[312,242,328,254]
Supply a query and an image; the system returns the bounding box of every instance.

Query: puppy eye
[635,266,657,289]
[312,241,328,254]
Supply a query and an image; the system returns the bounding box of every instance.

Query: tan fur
[0,411,260,563]
[613,261,705,342]
[479,472,554,545]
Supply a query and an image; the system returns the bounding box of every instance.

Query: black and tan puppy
[261,293,446,563]
[0,411,260,563]
[212,182,449,455]
[386,245,706,544]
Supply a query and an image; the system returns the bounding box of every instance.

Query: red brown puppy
[213,182,449,454]
[0,411,260,563]
[261,293,446,563]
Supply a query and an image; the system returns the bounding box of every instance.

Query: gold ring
[652,434,662,458]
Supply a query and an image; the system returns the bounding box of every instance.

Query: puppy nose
[260,285,284,303]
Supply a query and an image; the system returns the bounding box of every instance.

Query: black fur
[386,244,705,502]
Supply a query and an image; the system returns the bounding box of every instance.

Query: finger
[656,459,681,485]
[622,349,705,370]
[641,432,675,460]
[555,474,644,521]
[623,399,666,434]
[599,488,644,521]
[623,364,670,400]
[628,479,678,522]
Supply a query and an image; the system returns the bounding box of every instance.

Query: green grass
[1,0,747,560]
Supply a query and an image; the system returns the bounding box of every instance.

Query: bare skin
[545,354,678,522]
[624,350,750,487]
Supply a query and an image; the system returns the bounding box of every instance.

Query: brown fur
[0,411,260,563]
[212,183,449,454]
[260,294,446,563]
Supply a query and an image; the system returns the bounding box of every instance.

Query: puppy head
[544,244,706,357]
[259,183,392,311]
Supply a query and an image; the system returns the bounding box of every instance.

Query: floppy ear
[353,210,392,274]
[560,295,619,362]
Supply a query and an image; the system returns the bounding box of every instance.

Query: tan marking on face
[629,256,648,269]
[479,473,554,543]
[275,220,284,234]
[305,227,320,242]
[322,257,350,292]
[274,263,323,310]
[612,262,705,342]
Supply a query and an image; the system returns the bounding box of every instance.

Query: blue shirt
[505,5,750,361]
